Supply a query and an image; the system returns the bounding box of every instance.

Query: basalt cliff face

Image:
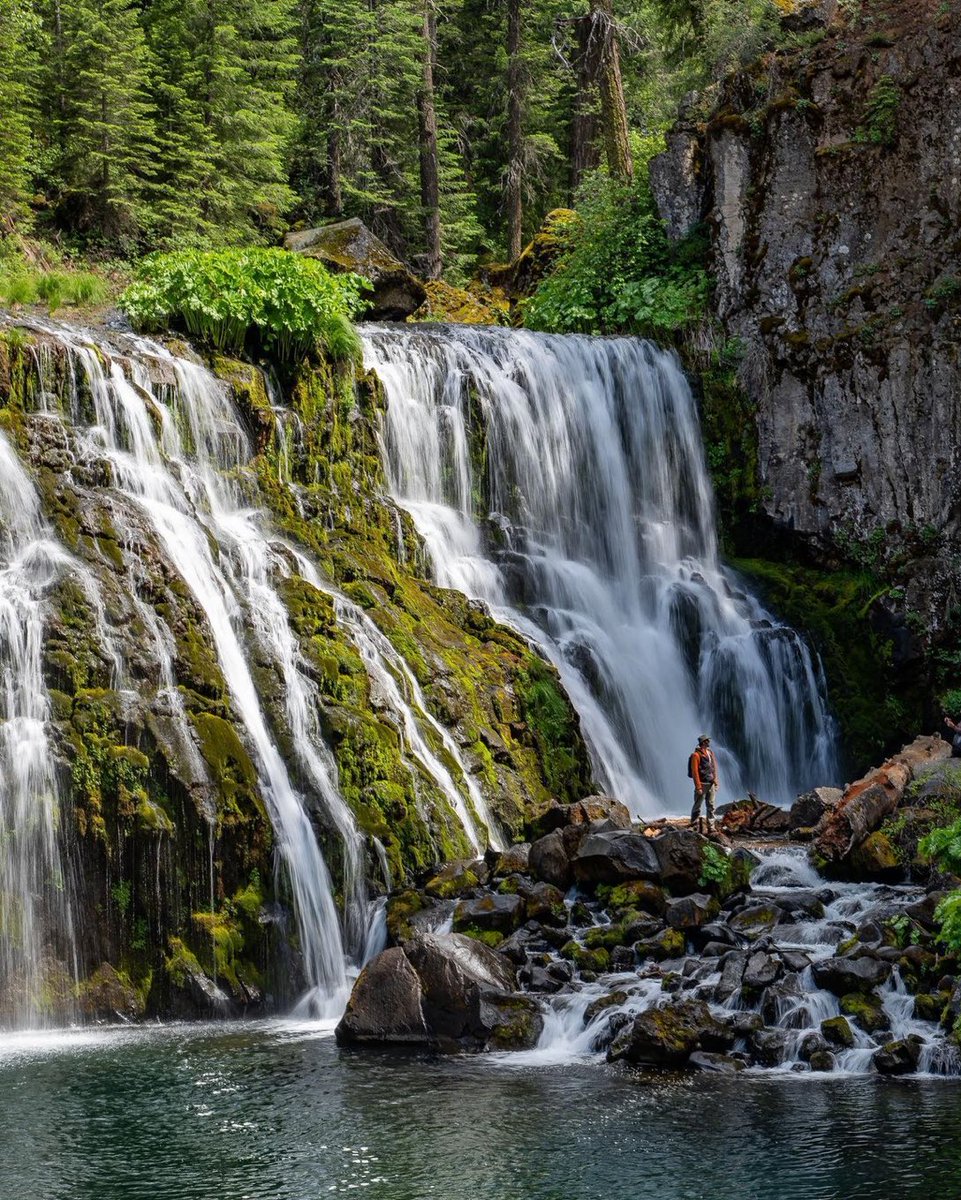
[652,0,961,761]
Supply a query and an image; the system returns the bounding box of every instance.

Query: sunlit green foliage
[523,137,709,336]
[120,249,369,363]
[0,267,108,310]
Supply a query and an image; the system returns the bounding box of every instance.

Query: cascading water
[362,324,838,814]
[0,432,78,1025]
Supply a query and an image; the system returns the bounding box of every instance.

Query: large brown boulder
[607,999,733,1067]
[335,947,429,1045]
[572,829,661,886]
[285,218,426,319]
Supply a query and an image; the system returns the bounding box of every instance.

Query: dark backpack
[687,752,697,779]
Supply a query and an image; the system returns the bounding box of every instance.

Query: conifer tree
[0,0,39,226]
[37,0,156,245]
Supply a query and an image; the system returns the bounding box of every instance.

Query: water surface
[1,1020,958,1199]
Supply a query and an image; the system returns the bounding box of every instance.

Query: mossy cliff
[0,322,591,1021]
[651,0,961,773]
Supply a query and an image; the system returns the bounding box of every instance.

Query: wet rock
[611,947,636,971]
[493,843,531,876]
[820,1016,854,1048]
[79,964,146,1022]
[742,950,782,991]
[650,828,706,895]
[760,977,803,1026]
[403,931,517,1050]
[799,1032,831,1061]
[622,915,665,942]
[524,881,568,927]
[479,992,544,1051]
[529,829,575,889]
[689,1051,745,1073]
[453,893,525,935]
[715,950,748,1002]
[573,830,661,886]
[767,891,825,920]
[607,999,732,1067]
[547,960,574,983]
[635,928,686,962]
[701,941,733,957]
[520,965,563,993]
[584,990,629,1025]
[749,1027,789,1067]
[528,795,631,839]
[285,218,427,319]
[848,832,904,883]
[335,947,429,1045]
[727,904,780,940]
[424,860,485,900]
[602,880,668,916]
[729,1011,764,1037]
[874,1036,923,1076]
[790,787,842,830]
[560,940,610,974]
[812,955,892,995]
[665,893,717,930]
[808,1050,837,1072]
[699,921,738,947]
[781,950,812,973]
[840,991,890,1035]
[913,992,945,1022]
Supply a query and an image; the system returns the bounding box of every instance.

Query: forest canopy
[1,0,796,277]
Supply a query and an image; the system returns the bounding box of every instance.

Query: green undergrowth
[121,248,369,364]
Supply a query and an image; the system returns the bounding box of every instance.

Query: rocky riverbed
[338,741,961,1076]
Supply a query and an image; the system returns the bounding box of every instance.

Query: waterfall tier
[362,324,838,814]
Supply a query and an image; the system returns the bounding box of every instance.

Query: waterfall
[362,324,838,814]
[0,432,78,1025]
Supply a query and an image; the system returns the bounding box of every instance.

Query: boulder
[665,893,717,931]
[335,947,429,1045]
[403,931,519,1050]
[79,963,146,1022]
[453,893,525,935]
[749,1027,789,1066]
[808,1050,837,1072]
[603,880,668,916]
[650,828,706,895]
[493,843,531,876]
[715,950,748,1002]
[478,992,544,1051]
[742,950,782,992]
[847,832,903,882]
[424,859,485,899]
[799,1032,831,1061]
[820,1016,854,1048]
[720,797,792,835]
[839,990,890,1034]
[529,829,575,889]
[584,990,629,1025]
[524,881,568,926]
[873,1036,923,1075]
[634,928,686,961]
[573,829,661,886]
[727,903,780,940]
[790,787,842,830]
[812,955,892,995]
[284,218,426,318]
[607,999,731,1067]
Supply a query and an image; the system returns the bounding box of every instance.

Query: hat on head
[698,734,711,744]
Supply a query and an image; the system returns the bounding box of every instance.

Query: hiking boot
[706,820,716,835]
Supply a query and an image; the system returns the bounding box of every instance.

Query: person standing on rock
[689,735,719,834]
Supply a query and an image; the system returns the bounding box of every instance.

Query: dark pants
[691,782,717,822]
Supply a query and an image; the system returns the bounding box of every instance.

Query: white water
[0,432,78,1024]
[362,325,838,816]
[526,846,959,1077]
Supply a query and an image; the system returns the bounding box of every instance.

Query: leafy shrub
[120,248,369,363]
[854,76,900,147]
[920,818,961,876]
[698,843,731,888]
[522,142,709,338]
[933,891,961,954]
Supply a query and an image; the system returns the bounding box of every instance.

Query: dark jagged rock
[607,999,732,1067]
[573,829,661,886]
[727,903,780,940]
[820,1016,854,1049]
[650,828,706,896]
[453,893,525,935]
[425,860,486,900]
[874,1037,924,1076]
[688,1051,745,1073]
[665,894,717,931]
[742,950,782,992]
[812,955,892,996]
[285,218,427,318]
[749,1028,789,1067]
[790,787,842,831]
[335,948,429,1045]
[494,844,531,876]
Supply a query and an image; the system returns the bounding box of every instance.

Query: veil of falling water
[362,324,839,814]
[0,433,78,1025]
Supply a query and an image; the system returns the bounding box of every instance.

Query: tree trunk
[592,0,633,180]
[506,0,524,261]
[418,0,442,279]
[326,94,343,217]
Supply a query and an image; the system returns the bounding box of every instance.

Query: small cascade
[526,845,959,1077]
[362,324,838,814]
[0,433,78,1025]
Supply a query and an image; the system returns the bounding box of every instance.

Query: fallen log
[813,735,951,866]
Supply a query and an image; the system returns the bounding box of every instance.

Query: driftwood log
[814,735,951,864]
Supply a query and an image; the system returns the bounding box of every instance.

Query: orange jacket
[691,747,718,791]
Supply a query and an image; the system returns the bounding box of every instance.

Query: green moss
[560,940,610,973]
[840,991,888,1034]
[459,927,505,949]
[189,712,262,824]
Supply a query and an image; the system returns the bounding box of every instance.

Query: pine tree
[36,0,156,246]
[144,0,299,246]
[0,0,39,227]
